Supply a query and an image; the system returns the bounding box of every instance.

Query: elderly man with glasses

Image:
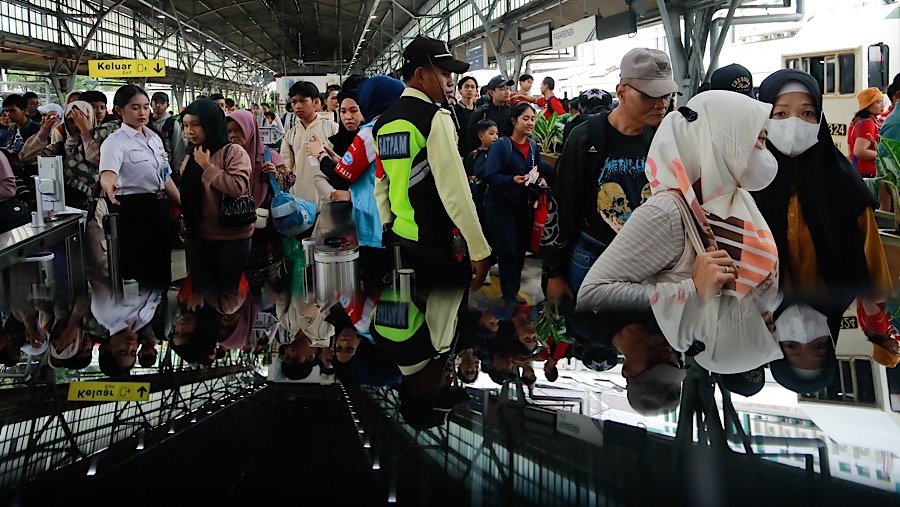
[542,48,679,371]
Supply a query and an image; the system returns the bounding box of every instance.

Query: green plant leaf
[534,111,564,155]
[877,137,900,188]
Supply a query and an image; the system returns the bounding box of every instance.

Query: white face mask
[740,147,779,191]
[767,116,820,157]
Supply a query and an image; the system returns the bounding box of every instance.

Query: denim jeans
[567,233,608,294]
[563,233,608,347]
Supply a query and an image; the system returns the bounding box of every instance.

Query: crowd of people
[2,34,900,428]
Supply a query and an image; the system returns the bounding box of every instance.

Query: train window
[888,362,900,412]
[805,57,825,97]
[839,54,855,94]
[868,44,889,90]
[801,358,877,403]
[825,56,836,94]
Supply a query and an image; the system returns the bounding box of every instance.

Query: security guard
[372,36,491,420]
[374,36,490,292]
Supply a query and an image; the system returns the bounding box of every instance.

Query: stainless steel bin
[314,247,360,305]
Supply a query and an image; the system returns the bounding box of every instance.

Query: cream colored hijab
[644,91,785,374]
[646,90,778,298]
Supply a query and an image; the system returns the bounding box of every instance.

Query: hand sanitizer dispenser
[37,155,66,219]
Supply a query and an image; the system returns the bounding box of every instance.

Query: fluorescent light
[156,14,165,18]
[370,15,376,18]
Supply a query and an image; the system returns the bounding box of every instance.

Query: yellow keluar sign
[88,59,166,78]
[67,381,151,402]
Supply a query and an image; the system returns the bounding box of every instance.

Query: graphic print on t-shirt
[595,157,649,232]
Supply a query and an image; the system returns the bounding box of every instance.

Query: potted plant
[532,112,570,168]
[875,137,900,229]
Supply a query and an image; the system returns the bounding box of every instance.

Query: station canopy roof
[123,0,638,75]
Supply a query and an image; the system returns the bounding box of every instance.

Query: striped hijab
[646,90,778,298]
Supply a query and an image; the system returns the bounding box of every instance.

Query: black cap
[581,345,618,372]
[486,75,515,90]
[707,63,753,97]
[717,366,765,398]
[403,36,470,74]
[151,91,170,103]
[578,88,612,114]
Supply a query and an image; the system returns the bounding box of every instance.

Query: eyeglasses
[624,83,675,105]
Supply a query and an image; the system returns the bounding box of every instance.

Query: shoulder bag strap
[268,173,281,193]
[665,190,705,256]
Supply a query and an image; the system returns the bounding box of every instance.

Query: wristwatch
[543,263,562,279]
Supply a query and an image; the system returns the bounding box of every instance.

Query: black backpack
[147,116,176,146]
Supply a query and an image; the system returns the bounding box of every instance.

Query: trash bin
[312,202,360,305]
[314,248,360,305]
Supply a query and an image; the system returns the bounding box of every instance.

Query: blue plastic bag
[267,171,315,237]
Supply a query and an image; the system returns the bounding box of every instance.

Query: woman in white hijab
[19,100,100,209]
[48,295,96,371]
[577,90,783,374]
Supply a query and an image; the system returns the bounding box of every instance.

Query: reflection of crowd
[2,35,900,428]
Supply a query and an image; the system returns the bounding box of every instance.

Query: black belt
[116,190,166,201]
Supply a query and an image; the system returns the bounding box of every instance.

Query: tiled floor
[172,248,186,281]
[164,248,546,335]
[470,256,545,314]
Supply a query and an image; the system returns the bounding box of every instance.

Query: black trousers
[398,238,470,310]
[106,194,172,290]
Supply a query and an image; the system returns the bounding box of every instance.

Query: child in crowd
[464,119,498,194]
[464,119,499,282]
[279,330,334,380]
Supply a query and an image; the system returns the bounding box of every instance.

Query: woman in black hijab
[752,69,893,393]
[180,99,254,316]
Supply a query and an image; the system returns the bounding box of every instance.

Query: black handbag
[216,145,256,227]
[219,193,256,227]
[0,196,32,234]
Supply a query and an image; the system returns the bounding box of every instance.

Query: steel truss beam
[0,366,258,490]
[2,0,263,98]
